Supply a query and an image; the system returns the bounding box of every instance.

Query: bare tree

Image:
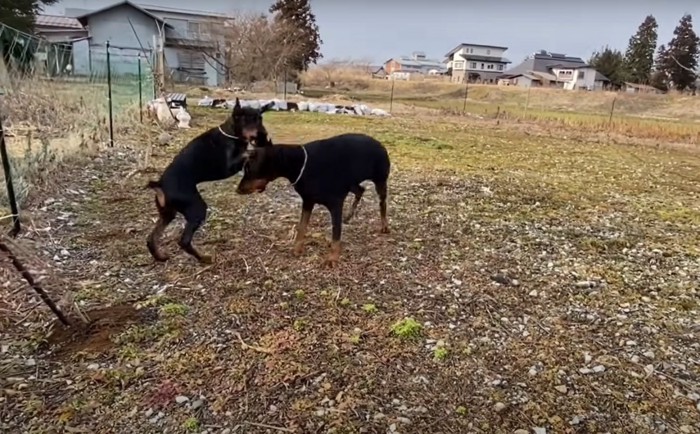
[195,12,307,88]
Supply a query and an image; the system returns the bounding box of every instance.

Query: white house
[443,43,511,84]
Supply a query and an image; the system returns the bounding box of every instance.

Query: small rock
[696,402,700,412]
[555,385,568,394]
[579,368,592,374]
[514,430,529,434]
[315,409,325,417]
[625,340,637,346]
[592,365,605,373]
[491,273,512,285]
[575,281,594,289]
[680,426,691,433]
[25,358,36,367]
[373,412,386,421]
[631,355,640,364]
[584,353,592,364]
[389,423,397,432]
[191,399,204,410]
[87,363,100,370]
[397,417,411,425]
[221,430,231,434]
[175,395,189,404]
[268,405,278,413]
[644,364,655,376]
[643,350,655,359]
[494,402,506,412]
[528,290,538,297]
[144,408,154,417]
[533,428,547,434]
[158,132,173,145]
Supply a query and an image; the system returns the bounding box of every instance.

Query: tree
[0,0,58,33]
[624,15,658,84]
[657,14,700,91]
[269,0,322,73]
[197,13,307,88]
[651,44,669,91]
[589,46,627,89]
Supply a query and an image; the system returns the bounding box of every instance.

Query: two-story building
[57,0,225,86]
[444,43,511,84]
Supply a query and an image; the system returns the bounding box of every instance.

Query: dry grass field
[1,73,700,433]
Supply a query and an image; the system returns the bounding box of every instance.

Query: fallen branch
[0,238,71,327]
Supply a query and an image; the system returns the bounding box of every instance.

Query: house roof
[445,42,508,57]
[35,14,84,29]
[386,57,447,70]
[505,50,586,76]
[459,54,512,64]
[74,0,173,28]
[141,4,230,18]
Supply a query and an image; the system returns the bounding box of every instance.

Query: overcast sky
[44,0,700,67]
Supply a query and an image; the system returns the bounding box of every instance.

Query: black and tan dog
[236,133,391,267]
[146,98,274,263]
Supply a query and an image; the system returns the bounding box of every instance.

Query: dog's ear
[232,97,242,116]
[260,101,275,113]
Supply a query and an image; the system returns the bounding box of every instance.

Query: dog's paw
[321,253,340,268]
[380,225,390,234]
[292,244,305,257]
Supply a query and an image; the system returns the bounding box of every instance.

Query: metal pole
[0,114,21,236]
[106,41,114,146]
[138,54,143,123]
[462,76,469,112]
[389,78,395,113]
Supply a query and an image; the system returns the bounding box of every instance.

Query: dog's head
[236,146,276,195]
[227,97,275,144]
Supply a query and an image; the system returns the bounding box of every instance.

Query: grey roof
[387,57,447,70]
[505,51,585,76]
[141,4,230,18]
[75,0,173,27]
[445,42,508,57]
[459,54,511,64]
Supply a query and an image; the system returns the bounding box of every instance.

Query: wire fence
[1,21,154,230]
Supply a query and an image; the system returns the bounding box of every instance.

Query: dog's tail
[146,180,167,208]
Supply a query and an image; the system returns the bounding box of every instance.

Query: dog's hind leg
[179,195,212,264]
[323,201,344,268]
[343,184,365,224]
[147,199,176,262]
[375,181,389,234]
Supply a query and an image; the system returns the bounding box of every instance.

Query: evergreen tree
[651,44,669,91]
[589,46,626,89]
[0,0,58,33]
[657,14,700,91]
[624,15,658,84]
[269,0,322,72]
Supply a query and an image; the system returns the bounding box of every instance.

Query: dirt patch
[45,303,149,357]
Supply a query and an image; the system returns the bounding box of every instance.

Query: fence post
[389,78,395,114]
[0,113,21,236]
[138,54,143,123]
[525,85,531,112]
[462,77,469,112]
[608,96,617,127]
[106,41,114,146]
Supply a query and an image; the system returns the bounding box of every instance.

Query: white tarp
[197,97,391,117]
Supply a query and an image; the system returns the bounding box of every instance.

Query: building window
[470,62,477,69]
[480,63,484,69]
[487,64,494,70]
[487,49,491,55]
[188,20,201,35]
[578,71,585,79]
[453,60,465,69]
[497,64,504,71]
